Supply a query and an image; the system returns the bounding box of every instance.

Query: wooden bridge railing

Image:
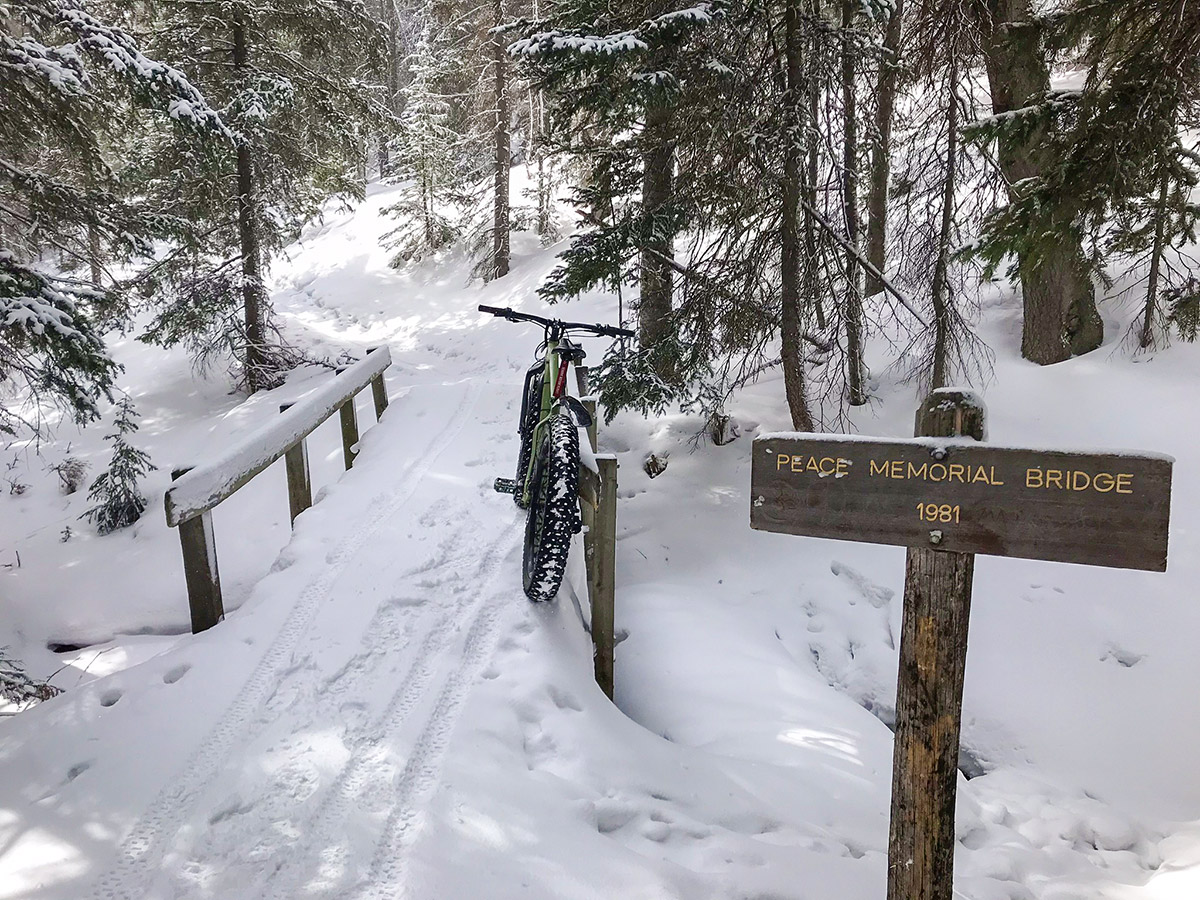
[575,366,617,699]
[165,347,392,634]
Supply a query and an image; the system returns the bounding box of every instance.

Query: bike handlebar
[479,305,636,339]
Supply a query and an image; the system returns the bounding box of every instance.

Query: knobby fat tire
[522,413,580,602]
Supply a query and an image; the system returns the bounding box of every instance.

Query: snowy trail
[6,182,1200,900]
[87,379,530,900]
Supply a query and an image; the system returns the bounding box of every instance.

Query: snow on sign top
[165,348,391,527]
[750,433,1173,572]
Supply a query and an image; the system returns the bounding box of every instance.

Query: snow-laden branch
[509,1,722,58]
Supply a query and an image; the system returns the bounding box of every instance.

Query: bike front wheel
[522,412,580,602]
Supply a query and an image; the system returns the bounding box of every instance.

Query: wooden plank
[575,363,591,397]
[750,430,1172,571]
[172,468,224,634]
[165,346,391,526]
[339,398,360,470]
[593,454,618,699]
[887,389,981,900]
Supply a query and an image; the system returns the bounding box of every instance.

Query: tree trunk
[1140,172,1170,349]
[865,0,903,298]
[536,94,555,241]
[378,0,398,178]
[638,98,675,355]
[980,0,1102,364]
[377,135,390,180]
[88,224,103,286]
[841,0,867,405]
[804,0,826,332]
[232,12,267,393]
[929,74,959,390]
[492,0,511,279]
[780,0,815,431]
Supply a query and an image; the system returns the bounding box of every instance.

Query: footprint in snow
[1101,644,1144,667]
[830,560,894,608]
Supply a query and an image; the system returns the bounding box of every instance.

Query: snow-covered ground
[2,176,1199,899]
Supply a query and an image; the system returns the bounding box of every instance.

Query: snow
[1,170,1200,899]
[756,430,1177,462]
[510,30,650,56]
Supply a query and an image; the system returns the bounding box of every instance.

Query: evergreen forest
[5,0,1199,439]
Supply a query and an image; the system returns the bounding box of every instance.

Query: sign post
[749,389,1172,900]
[888,392,982,900]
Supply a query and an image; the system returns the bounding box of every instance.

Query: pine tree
[1,0,225,434]
[1055,0,1200,349]
[512,0,725,341]
[839,0,867,405]
[516,0,890,426]
[891,0,991,389]
[490,0,512,279]
[135,0,385,391]
[864,0,903,298]
[970,0,1103,364]
[82,394,155,534]
[384,20,474,264]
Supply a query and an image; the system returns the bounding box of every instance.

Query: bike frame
[522,325,573,507]
[477,303,633,507]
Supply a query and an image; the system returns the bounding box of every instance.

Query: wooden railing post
[371,375,388,419]
[172,467,224,633]
[339,399,360,470]
[280,403,313,526]
[369,347,389,419]
[592,454,618,699]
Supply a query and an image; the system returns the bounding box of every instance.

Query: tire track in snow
[89,382,484,900]
[163,532,453,897]
[251,523,519,900]
[353,545,521,900]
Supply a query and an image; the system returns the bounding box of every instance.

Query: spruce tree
[1,0,225,434]
[1056,0,1200,349]
[384,21,472,264]
[82,394,156,534]
[135,0,385,391]
[970,0,1103,364]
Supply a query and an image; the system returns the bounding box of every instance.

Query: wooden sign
[751,434,1172,571]
[748,390,1174,900]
